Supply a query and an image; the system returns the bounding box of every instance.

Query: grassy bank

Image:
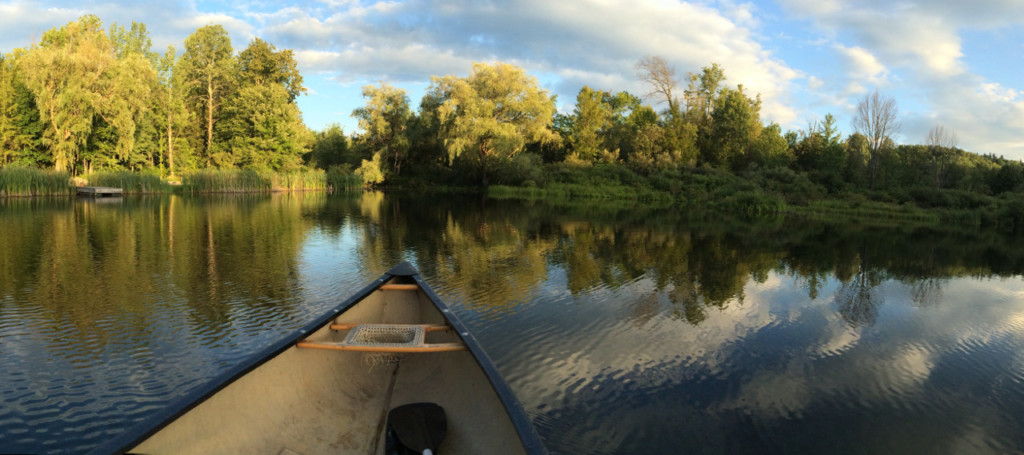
[479,162,1024,230]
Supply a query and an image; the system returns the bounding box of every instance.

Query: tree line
[0,15,308,176]
[3,16,1023,206]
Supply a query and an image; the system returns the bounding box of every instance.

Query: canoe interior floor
[129,282,527,455]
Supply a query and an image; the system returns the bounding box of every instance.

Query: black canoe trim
[86,262,547,455]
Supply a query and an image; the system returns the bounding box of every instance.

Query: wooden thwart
[379,284,419,291]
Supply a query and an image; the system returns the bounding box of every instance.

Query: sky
[1,0,1022,158]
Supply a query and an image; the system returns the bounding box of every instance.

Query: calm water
[3,193,1024,454]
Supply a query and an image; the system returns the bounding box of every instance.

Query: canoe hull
[89,263,545,454]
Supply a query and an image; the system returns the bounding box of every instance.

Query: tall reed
[270,169,328,191]
[182,169,271,193]
[0,167,72,197]
[87,171,171,194]
[326,166,362,192]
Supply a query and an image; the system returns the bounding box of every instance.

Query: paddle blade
[388,402,447,454]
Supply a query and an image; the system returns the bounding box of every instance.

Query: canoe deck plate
[296,324,466,353]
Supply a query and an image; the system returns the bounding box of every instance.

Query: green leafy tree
[308,124,352,169]
[155,46,192,175]
[0,53,44,165]
[685,63,726,123]
[19,15,148,173]
[432,62,558,185]
[179,25,235,166]
[109,21,157,64]
[844,133,870,187]
[356,152,385,187]
[568,86,615,163]
[352,84,411,176]
[748,123,790,169]
[237,37,306,102]
[704,85,761,169]
[216,83,311,170]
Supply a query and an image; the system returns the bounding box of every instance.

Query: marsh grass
[326,166,363,192]
[0,167,72,197]
[270,169,328,191]
[87,171,170,194]
[183,169,271,193]
[182,169,332,193]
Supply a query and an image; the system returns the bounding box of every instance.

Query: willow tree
[179,25,234,166]
[432,62,558,185]
[18,15,149,173]
[352,84,411,176]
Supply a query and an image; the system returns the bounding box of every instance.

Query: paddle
[387,402,447,455]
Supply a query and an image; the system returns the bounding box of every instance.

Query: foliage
[351,84,411,177]
[356,153,385,188]
[179,24,235,165]
[326,165,362,192]
[431,62,559,185]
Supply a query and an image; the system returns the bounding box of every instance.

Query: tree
[432,62,558,185]
[853,90,900,187]
[18,15,144,173]
[237,37,305,102]
[308,124,351,169]
[748,123,790,169]
[685,63,726,122]
[636,56,679,113]
[352,84,411,176]
[179,25,235,166]
[216,83,310,170]
[844,133,870,187]
[926,124,958,189]
[568,86,615,163]
[155,46,191,175]
[705,85,761,169]
[0,53,43,165]
[109,21,157,64]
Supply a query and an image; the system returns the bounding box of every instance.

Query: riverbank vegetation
[2,15,1024,229]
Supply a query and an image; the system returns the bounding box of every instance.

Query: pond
[2,192,1024,454]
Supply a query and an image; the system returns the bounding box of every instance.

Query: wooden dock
[76,186,123,197]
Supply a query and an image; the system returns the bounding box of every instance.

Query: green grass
[791,199,940,225]
[0,167,73,197]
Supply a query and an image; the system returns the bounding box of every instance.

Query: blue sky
[1,0,1022,158]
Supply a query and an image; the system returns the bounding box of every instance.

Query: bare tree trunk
[206,91,213,166]
[853,90,900,189]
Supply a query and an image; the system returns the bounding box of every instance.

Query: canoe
[88,262,547,454]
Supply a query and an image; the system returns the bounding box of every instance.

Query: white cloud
[255,0,801,122]
[777,0,1024,157]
